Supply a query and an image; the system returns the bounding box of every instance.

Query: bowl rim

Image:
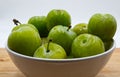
[5,40,116,62]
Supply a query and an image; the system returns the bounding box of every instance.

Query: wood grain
[0,48,120,77]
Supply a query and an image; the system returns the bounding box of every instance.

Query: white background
[0,0,120,48]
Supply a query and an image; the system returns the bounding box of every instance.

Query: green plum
[103,39,113,51]
[8,19,42,56]
[34,41,67,59]
[28,16,49,37]
[48,25,77,55]
[47,9,71,31]
[71,34,105,58]
[72,23,88,35]
[88,13,117,41]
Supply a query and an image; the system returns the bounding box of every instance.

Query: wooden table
[0,48,120,77]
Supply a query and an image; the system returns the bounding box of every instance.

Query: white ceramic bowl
[5,40,115,77]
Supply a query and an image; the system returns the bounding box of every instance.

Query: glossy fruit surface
[28,16,49,37]
[34,42,67,59]
[88,13,117,41]
[48,25,77,55]
[47,9,71,31]
[8,24,41,56]
[72,23,88,35]
[71,34,105,58]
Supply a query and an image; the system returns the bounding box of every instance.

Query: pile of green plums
[8,9,117,59]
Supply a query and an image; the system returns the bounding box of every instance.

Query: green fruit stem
[47,39,52,52]
[67,25,71,31]
[13,19,21,25]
